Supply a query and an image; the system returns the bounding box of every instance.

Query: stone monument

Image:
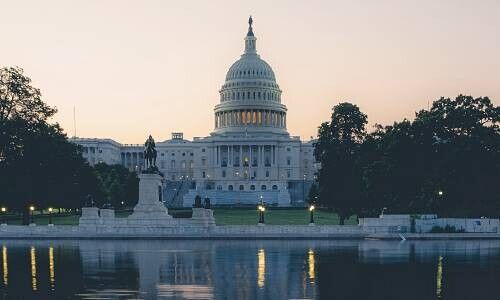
[127,135,175,225]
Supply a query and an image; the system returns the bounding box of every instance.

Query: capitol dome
[213,17,288,136]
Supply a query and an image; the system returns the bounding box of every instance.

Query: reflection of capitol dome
[214,17,288,136]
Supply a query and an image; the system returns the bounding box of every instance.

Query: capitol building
[71,18,318,207]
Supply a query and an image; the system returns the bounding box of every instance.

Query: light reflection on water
[1,240,500,299]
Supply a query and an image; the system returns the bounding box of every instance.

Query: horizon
[2,0,499,143]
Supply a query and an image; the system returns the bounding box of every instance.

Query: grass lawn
[213,208,357,225]
[1,209,357,226]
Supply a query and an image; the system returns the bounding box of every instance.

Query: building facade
[71,18,318,207]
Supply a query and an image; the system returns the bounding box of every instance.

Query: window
[181,161,186,169]
[202,158,206,166]
[190,153,194,156]
[222,170,226,178]
[250,185,255,190]
[287,157,291,165]
[161,153,165,157]
[171,160,175,168]
[287,170,291,178]
[171,153,175,156]
[265,158,271,167]
[202,148,205,152]
[253,171,256,178]
[272,185,278,190]
[217,185,222,190]
[265,170,270,177]
[228,185,233,191]
[261,185,267,190]
[202,171,206,178]
[239,185,244,191]
[172,175,176,180]
[182,153,186,156]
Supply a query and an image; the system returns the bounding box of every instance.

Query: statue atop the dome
[247,16,254,36]
[143,135,158,172]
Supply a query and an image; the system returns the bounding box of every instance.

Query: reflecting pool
[1,239,500,299]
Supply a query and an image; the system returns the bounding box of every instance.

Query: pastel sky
[2,0,499,143]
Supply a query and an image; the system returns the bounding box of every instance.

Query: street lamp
[48,207,53,226]
[1,207,6,225]
[380,207,387,217]
[438,190,444,196]
[309,205,315,224]
[258,205,266,224]
[29,205,35,224]
[303,174,306,202]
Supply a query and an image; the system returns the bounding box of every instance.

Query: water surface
[1,239,499,299]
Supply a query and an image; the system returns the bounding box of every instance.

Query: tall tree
[361,95,499,217]
[0,67,98,222]
[314,102,368,224]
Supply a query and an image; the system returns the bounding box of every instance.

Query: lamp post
[1,207,6,225]
[48,207,53,226]
[309,205,315,225]
[258,205,266,224]
[303,174,306,203]
[29,205,35,224]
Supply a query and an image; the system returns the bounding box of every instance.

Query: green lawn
[213,208,357,225]
[1,209,357,226]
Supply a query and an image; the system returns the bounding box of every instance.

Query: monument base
[127,172,175,226]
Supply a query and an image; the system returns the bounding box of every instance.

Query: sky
[1,0,499,143]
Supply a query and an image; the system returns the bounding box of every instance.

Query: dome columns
[214,109,287,130]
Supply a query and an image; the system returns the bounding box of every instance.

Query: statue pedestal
[191,208,216,227]
[128,173,174,225]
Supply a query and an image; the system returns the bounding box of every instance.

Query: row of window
[83,147,102,154]
[219,184,278,191]
[222,81,277,89]
[221,90,281,102]
[227,69,273,79]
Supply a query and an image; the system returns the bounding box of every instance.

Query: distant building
[71,18,318,207]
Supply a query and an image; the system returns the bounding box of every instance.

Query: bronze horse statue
[144,135,157,170]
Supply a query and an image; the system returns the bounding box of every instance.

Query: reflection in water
[2,240,500,299]
[49,246,55,290]
[2,246,7,286]
[308,248,315,282]
[257,248,265,288]
[437,255,443,299]
[30,246,37,291]
[157,284,214,299]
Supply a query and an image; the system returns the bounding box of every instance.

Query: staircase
[163,180,193,208]
[182,189,291,207]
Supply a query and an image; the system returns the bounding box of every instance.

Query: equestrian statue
[143,135,158,172]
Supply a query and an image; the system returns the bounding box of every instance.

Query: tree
[92,163,138,208]
[307,182,319,204]
[314,102,368,224]
[0,67,98,223]
[361,95,499,217]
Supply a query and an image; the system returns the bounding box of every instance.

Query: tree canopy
[314,95,500,220]
[0,67,98,221]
